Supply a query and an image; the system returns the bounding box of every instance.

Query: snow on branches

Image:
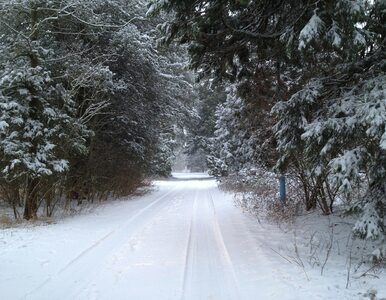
[273,53,386,239]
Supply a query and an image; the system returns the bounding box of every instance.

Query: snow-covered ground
[0,173,384,299]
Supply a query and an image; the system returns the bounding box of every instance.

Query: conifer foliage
[150,0,386,251]
[0,0,192,219]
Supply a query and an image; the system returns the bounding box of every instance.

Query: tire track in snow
[58,187,177,274]
[180,189,198,300]
[209,186,302,298]
[181,186,240,300]
[208,190,241,300]
[24,184,183,300]
[57,231,115,274]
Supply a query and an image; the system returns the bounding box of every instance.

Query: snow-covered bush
[219,168,304,223]
[273,52,386,240]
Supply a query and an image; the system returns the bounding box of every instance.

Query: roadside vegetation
[0,0,195,220]
[150,0,386,262]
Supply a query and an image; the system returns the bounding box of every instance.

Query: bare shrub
[0,214,13,226]
[219,168,304,223]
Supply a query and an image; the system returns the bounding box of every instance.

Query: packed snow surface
[0,173,383,299]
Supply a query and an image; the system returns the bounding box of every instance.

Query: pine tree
[0,0,196,218]
[151,0,386,251]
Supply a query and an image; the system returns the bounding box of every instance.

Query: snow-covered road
[0,173,366,299]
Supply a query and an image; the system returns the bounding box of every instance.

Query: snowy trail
[25,184,183,300]
[0,173,365,300]
[181,187,239,300]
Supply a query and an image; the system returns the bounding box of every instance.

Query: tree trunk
[299,172,317,211]
[23,177,39,220]
[12,187,20,219]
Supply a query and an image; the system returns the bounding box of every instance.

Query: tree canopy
[0,0,194,219]
[149,0,386,249]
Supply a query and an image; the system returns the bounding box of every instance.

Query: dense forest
[148,0,386,258]
[0,0,195,220]
[1,0,386,260]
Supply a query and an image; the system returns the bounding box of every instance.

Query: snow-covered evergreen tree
[273,1,385,241]
[0,0,97,218]
[0,0,195,218]
[207,84,267,177]
[274,52,386,238]
[151,0,386,254]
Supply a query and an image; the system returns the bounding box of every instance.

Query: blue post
[279,175,286,204]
